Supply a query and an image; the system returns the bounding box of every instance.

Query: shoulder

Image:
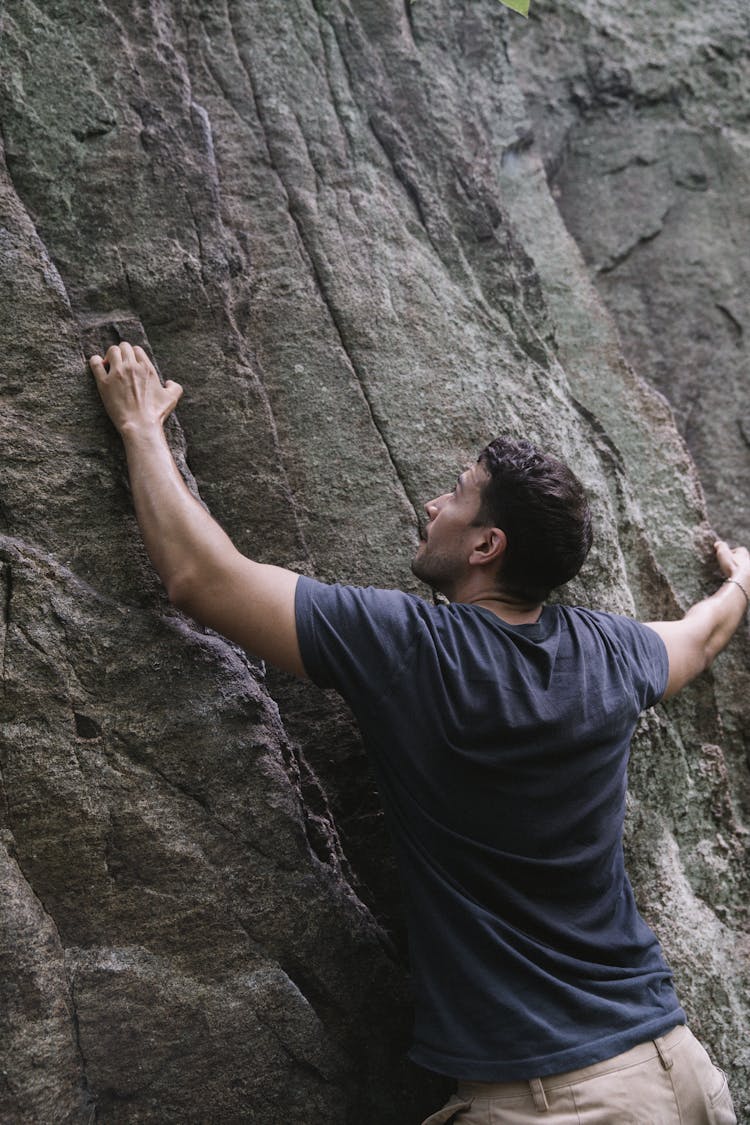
[560,605,660,636]
[556,604,667,656]
[294,576,434,692]
[295,575,429,623]
[559,605,669,705]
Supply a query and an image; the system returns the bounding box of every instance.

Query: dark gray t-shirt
[295,577,684,1081]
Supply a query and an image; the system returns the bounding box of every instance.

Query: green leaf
[496,0,530,15]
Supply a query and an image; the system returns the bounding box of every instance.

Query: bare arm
[89,343,306,678]
[645,540,749,699]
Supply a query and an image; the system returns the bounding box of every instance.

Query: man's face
[411,462,490,596]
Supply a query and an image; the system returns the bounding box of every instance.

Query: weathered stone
[0,1,748,1121]
[510,0,750,545]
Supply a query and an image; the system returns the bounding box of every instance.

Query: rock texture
[510,0,750,544]
[0,1,748,1122]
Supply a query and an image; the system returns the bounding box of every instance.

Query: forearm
[687,576,749,665]
[121,422,235,601]
[90,344,304,675]
[646,542,748,697]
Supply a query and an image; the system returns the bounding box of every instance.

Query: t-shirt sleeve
[295,575,428,707]
[603,614,670,710]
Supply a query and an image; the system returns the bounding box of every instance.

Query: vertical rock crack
[225,13,420,523]
[1,562,12,697]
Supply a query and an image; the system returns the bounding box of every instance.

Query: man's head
[411,436,593,605]
[475,436,593,603]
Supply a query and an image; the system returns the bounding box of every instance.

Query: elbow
[165,570,199,614]
[701,639,719,676]
[165,554,234,625]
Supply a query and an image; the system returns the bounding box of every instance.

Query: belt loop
[654,1036,674,1071]
[529,1077,550,1112]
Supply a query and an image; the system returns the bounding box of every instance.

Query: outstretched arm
[645,540,749,699]
[89,343,306,678]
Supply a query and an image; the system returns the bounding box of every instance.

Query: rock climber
[89,341,745,1124]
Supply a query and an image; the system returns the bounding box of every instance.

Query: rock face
[0,2,747,1122]
[510,0,750,544]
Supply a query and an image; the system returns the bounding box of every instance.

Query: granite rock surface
[510,0,750,544]
[0,1,748,1121]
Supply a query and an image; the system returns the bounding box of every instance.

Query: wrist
[723,576,750,609]
[119,418,166,442]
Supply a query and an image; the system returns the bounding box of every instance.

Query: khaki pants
[421,1025,737,1124]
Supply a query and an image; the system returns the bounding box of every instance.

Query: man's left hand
[89,342,183,436]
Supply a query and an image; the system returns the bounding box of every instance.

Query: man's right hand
[646,539,749,699]
[714,539,750,593]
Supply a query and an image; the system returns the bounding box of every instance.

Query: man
[89,342,746,1124]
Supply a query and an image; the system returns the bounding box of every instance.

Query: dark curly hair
[476,437,593,603]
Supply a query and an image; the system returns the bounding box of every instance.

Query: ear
[468,527,507,568]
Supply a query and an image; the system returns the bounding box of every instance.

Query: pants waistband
[456,1024,688,1101]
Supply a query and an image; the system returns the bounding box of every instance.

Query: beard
[410,541,462,598]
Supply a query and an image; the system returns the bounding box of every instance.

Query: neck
[468,594,544,625]
[445,577,544,625]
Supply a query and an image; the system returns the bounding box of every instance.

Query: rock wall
[0,1,747,1122]
[510,0,750,544]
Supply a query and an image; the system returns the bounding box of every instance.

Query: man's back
[295,579,684,1081]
